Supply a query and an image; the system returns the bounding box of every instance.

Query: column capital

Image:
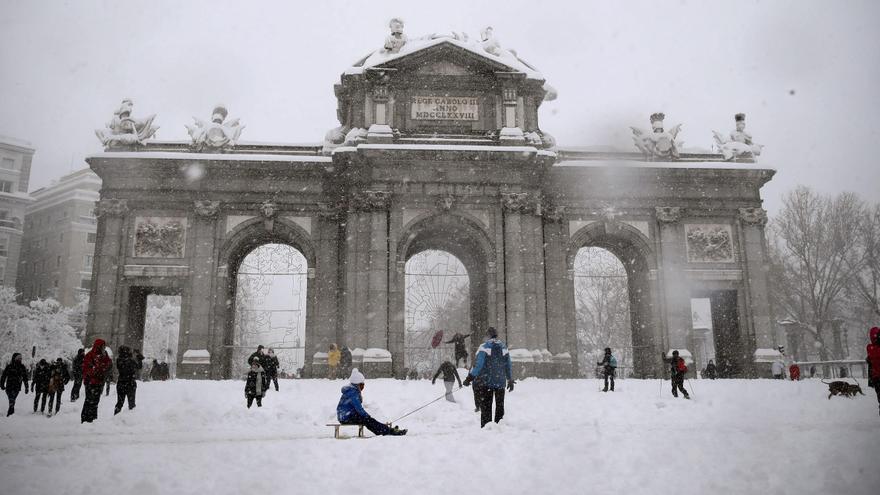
[350,190,392,212]
[738,207,768,226]
[655,206,683,224]
[501,192,538,214]
[94,199,129,218]
[193,200,221,218]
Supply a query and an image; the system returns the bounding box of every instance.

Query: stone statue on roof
[480,26,502,56]
[185,104,244,151]
[713,113,763,161]
[95,99,159,148]
[631,112,682,159]
[384,17,407,54]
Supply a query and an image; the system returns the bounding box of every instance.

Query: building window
[53,279,58,288]
[80,278,91,290]
[83,255,94,270]
[0,211,11,229]
[0,181,12,193]
[57,256,61,267]
[0,236,7,257]
[87,232,97,243]
[0,157,15,170]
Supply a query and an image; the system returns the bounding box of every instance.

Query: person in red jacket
[866,326,880,417]
[80,339,112,423]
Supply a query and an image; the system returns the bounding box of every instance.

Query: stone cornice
[94,199,129,217]
[655,206,683,223]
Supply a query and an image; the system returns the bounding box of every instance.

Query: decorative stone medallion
[738,207,768,226]
[351,191,392,212]
[655,206,682,223]
[193,200,221,218]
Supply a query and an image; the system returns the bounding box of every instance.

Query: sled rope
[390,386,463,423]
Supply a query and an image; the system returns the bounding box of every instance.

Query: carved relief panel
[684,224,735,263]
[133,216,188,258]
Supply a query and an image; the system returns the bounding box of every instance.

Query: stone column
[501,193,548,351]
[342,191,391,352]
[187,201,220,376]
[312,203,344,369]
[655,206,691,351]
[86,199,129,346]
[738,207,774,349]
[542,205,576,360]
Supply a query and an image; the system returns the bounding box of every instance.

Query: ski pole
[390,386,463,423]
[686,378,696,398]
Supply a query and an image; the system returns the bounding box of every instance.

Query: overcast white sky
[1,0,878,214]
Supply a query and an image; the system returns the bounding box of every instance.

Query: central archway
[219,219,316,379]
[568,221,658,377]
[392,213,495,376]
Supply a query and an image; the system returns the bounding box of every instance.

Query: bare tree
[849,203,880,318]
[769,186,866,360]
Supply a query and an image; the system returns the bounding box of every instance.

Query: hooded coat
[336,384,369,422]
[1,354,29,393]
[116,346,144,384]
[47,360,70,393]
[32,359,51,393]
[83,339,113,386]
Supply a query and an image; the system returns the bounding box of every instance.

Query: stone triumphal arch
[86,24,775,378]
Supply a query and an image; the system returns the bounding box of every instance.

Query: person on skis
[597,347,617,392]
[336,368,406,436]
[663,350,690,399]
[463,327,514,427]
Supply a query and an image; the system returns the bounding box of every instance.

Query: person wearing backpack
[597,347,617,392]
[463,327,514,427]
[662,350,690,399]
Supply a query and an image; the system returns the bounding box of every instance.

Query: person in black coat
[114,346,144,414]
[46,358,70,416]
[445,333,472,368]
[1,353,29,416]
[247,345,268,370]
[70,348,84,402]
[265,348,280,392]
[32,359,51,414]
[597,347,616,392]
[704,359,717,380]
[245,357,269,408]
[662,350,690,399]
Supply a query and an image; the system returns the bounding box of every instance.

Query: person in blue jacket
[463,327,514,427]
[597,347,617,392]
[336,368,407,436]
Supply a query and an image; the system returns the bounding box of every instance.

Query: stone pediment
[355,38,539,80]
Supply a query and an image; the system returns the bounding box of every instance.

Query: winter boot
[390,426,407,436]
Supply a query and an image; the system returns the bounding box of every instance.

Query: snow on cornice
[345,34,544,80]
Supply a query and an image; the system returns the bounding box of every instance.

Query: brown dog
[822,379,865,399]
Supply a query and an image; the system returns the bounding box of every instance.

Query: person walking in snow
[771,357,785,380]
[662,350,690,399]
[328,343,341,379]
[597,347,617,392]
[445,333,472,368]
[1,353,29,416]
[103,349,115,397]
[336,368,407,436]
[265,348,280,392]
[866,326,880,417]
[245,356,269,408]
[464,327,514,427]
[114,346,144,415]
[81,339,112,423]
[247,345,268,370]
[46,358,70,417]
[70,348,84,402]
[31,358,51,414]
[432,360,462,402]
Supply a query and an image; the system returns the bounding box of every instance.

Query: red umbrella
[431,330,444,349]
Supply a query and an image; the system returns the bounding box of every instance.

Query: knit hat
[349,368,366,385]
[487,327,498,338]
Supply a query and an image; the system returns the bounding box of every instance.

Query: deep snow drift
[1,378,877,495]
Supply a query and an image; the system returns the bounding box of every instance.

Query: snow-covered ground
[1,377,877,495]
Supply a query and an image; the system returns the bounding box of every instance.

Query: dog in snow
[822,379,865,399]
